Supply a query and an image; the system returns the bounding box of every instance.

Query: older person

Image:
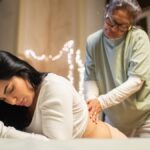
[84,0,150,137]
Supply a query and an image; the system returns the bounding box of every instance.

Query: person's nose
[111,25,118,31]
[5,96,18,105]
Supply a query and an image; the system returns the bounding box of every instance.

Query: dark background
[106,0,150,9]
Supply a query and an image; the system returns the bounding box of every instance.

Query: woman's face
[0,76,35,107]
[103,9,132,39]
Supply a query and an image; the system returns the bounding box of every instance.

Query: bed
[0,138,150,150]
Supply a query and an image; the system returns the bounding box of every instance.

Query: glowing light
[24,40,84,97]
[75,49,85,99]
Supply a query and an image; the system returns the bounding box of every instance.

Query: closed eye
[5,84,14,95]
[7,85,14,94]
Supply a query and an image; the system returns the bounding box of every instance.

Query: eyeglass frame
[105,13,132,32]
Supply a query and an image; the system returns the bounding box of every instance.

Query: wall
[0,0,105,90]
[16,0,105,90]
[17,0,105,57]
[0,0,19,53]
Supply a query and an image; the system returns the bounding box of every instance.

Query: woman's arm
[0,121,49,141]
[84,80,99,100]
[98,76,143,109]
[87,76,143,123]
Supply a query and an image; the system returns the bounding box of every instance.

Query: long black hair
[0,50,47,130]
[106,0,142,24]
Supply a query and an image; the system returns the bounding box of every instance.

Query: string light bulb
[24,40,84,98]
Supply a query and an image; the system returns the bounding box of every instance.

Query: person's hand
[86,99,102,124]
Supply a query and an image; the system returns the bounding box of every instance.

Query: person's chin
[105,32,122,40]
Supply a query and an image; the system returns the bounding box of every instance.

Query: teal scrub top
[84,28,150,135]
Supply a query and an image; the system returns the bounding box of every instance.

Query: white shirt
[25,73,88,139]
[84,76,143,109]
[0,73,88,140]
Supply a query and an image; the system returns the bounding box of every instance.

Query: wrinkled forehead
[108,6,134,21]
[110,9,133,24]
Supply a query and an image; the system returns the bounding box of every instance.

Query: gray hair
[106,0,142,23]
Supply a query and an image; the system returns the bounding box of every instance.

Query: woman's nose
[111,25,118,32]
[5,96,17,105]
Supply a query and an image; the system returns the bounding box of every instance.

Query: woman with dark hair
[0,50,47,130]
[84,0,150,137]
[0,50,126,140]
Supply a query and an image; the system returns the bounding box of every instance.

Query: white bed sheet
[0,138,150,150]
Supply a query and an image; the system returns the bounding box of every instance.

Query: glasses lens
[105,14,131,32]
[119,25,132,32]
[105,14,115,27]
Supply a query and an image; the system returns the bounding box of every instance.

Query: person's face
[0,76,35,107]
[103,9,132,39]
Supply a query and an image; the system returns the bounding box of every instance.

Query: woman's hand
[86,99,102,124]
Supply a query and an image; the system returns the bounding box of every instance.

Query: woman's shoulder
[130,27,149,39]
[40,73,72,93]
[87,29,103,43]
[37,73,76,110]
[43,73,70,84]
[38,73,72,104]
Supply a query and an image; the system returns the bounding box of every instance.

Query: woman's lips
[18,98,27,106]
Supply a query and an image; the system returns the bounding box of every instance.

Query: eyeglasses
[105,13,132,32]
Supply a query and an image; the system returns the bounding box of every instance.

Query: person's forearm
[0,121,49,141]
[98,76,144,109]
[84,80,99,100]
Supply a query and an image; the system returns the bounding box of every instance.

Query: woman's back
[26,73,89,139]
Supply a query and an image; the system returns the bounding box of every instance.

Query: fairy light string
[24,40,84,98]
